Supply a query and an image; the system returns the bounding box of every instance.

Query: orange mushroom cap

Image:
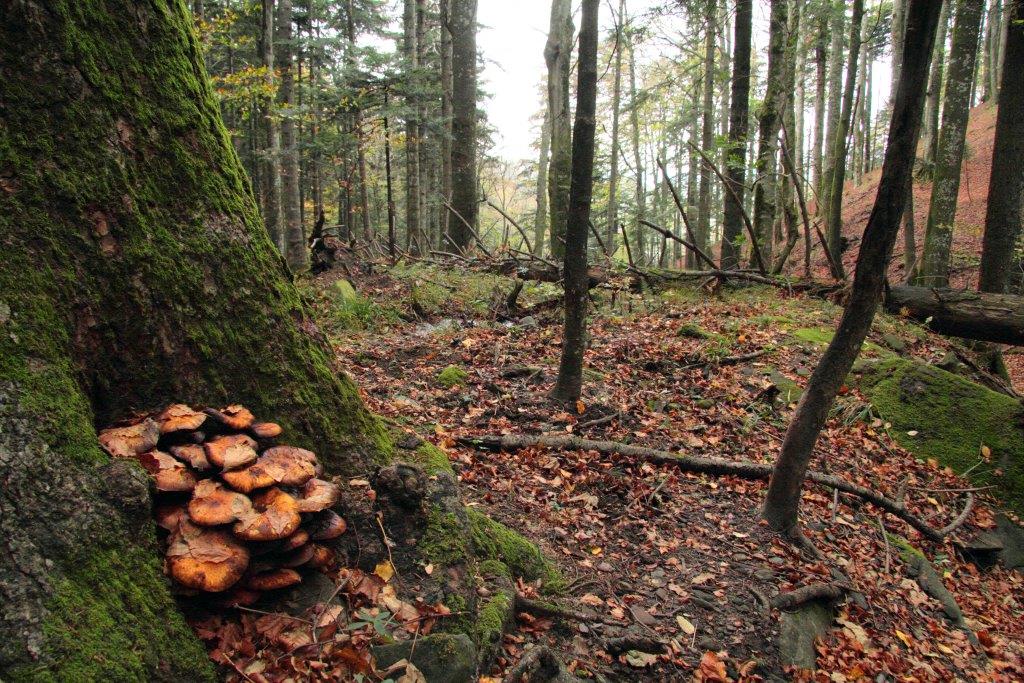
[138,450,198,493]
[280,528,311,553]
[246,568,302,591]
[157,404,207,435]
[170,443,211,472]
[188,480,254,526]
[281,543,315,568]
[295,478,341,513]
[233,487,302,542]
[306,545,336,570]
[154,503,188,531]
[305,510,347,541]
[203,404,255,431]
[98,419,160,459]
[250,422,283,439]
[204,434,258,470]
[221,446,317,494]
[166,520,250,592]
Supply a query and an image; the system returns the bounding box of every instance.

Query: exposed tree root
[770,582,849,611]
[515,595,621,626]
[501,645,579,683]
[458,433,969,543]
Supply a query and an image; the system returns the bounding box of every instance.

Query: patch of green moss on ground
[858,358,1024,513]
[790,327,887,356]
[676,322,711,339]
[11,547,213,683]
[467,510,564,592]
[436,365,469,388]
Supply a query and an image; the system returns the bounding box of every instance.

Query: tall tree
[278,0,307,271]
[534,111,552,256]
[346,0,372,242]
[440,0,454,241]
[449,0,479,251]
[811,9,829,194]
[818,0,845,205]
[551,0,599,403]
[750,0,789,267]
[921,0,952,167]
[978,0,1023,293]
[916,0,985,287]
[762,0,942,538]
[402,0,422,253]
[824,0,866,278]
[697,0,717,260]
[628,35,647,264]
[546,0,574,260]
[0,0,396,676]
[720,0,753,270]
[261,0,283,253]
[606,0,626,253]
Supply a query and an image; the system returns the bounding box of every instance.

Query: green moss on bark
[467,510,564,592]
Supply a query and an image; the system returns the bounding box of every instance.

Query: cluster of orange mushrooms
[99,404,346,606]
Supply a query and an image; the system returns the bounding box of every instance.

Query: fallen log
[885,286,1024,346]
[458,433,964,542]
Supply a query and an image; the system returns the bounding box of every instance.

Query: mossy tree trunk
[448,0,479,252]
[545,0,573,262]
[0,0,391,678]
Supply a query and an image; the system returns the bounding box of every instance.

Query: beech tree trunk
[885,287,1024,345]
[278,0,307,271]
[0,0,391,677]
[534,111,551,256]
[917,0,985,288]
[763,0,942,536]
[449,0,479,251]
[551,0,599,403]
[720,0,753,270]
[921,0,952,168]
[824,0,865,279]
[979,0,1024,294]
[546,0,573,261]
[819,0,845,206]
[750,0,789,268]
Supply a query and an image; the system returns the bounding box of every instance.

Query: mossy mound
[437,365,469,389]
[857,358,1024,513]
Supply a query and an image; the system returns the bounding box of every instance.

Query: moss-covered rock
[437,365,469,389]
[857,358,1024,513]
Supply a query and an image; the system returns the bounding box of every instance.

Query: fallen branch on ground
[515,595,621,626]
[458,433,963,542]
[771,582,849,611]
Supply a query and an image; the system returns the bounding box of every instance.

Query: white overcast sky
[474,1,894,163]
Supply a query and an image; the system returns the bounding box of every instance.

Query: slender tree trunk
[546,0,574,261]
[812,15,828,195]
[551,0,599,404]
[0,1,394,676]
[402,0,422,253]
[415,0,431,247]
[384,90,398,259]
[824,0,866,278]
[534,111,551,256]
[916,0,985,287]
[278,0,306,271]
[440,0,454,242]
[448,0,479,252]
[345,0,371,242]
[697,0,716,262]
[762,0,942,537]
[261,0,283,254]
[751,0,789,268]
[921,0,952,168]
[772,0,802,274]
[606,0,625,255]
[819,0,845,205]
[979,0,1023,292]
[628,38,647,265]
[721,0,753,270]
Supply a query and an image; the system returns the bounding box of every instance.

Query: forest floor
[299,261,1024,681]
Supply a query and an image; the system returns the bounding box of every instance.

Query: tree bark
[551,0,599,404]
[278,0,307,271]
[720,0,753,271]
[449,0,479,252]
[534,111,552,256]
[812,12,828,194]
[606,0,626,256]
[885,286,1024,345]
[697,0,716,262]
[916,0,986,288]
[262,0,284,254]
[403,0,422,254]
[979,0,1023,293]
[824,0,865,279]
[762,0,942,536]
[819,0,845,206]
[921,0,952,168]
[628,37,647,265]
[441,0,454,242]
[0,0,391,676]
[546,0,574,261]
[750,0,789,268]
